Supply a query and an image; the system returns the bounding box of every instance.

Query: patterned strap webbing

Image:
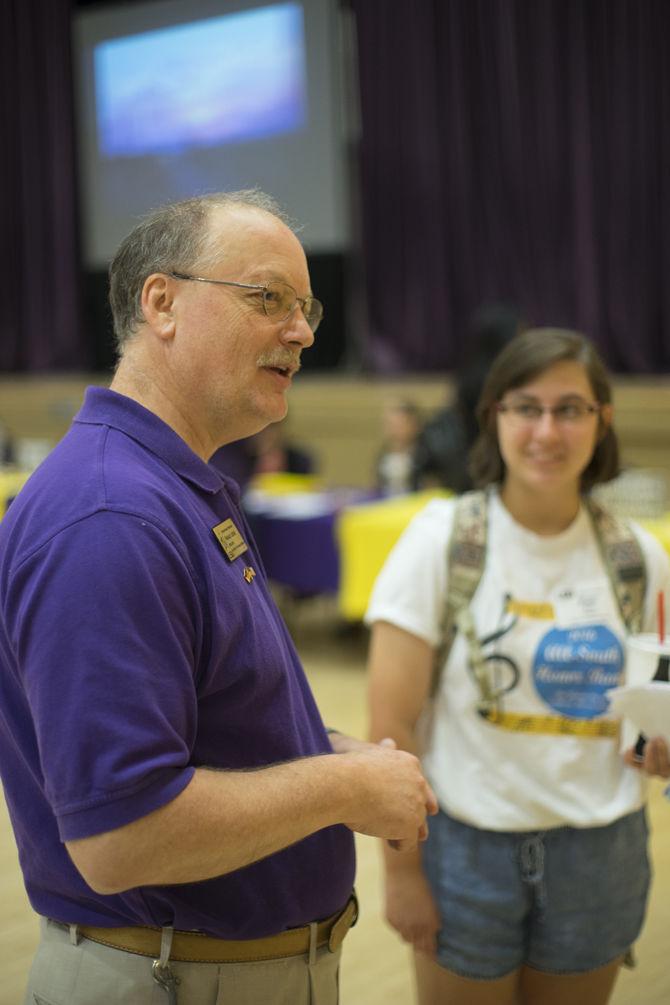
[584,496,647,635]
[431,490,488,696]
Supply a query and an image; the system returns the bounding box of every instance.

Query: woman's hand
[385,864,441,958]
[623,736,670,778]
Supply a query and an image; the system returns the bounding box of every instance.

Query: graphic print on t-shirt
[463,593,520,704]
[532,625,624,718]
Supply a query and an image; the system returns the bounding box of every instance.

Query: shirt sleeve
[364,499,455,647]
[6,510,202,841]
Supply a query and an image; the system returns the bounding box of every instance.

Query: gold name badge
[506,599,555,620]
[212,519,249,562]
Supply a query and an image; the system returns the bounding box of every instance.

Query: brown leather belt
[57,894,358,964]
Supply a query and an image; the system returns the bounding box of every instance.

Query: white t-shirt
[366,490,670,831]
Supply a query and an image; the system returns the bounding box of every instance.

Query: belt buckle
[327,892,359,953]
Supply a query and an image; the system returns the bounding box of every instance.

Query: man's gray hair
[108,189,292,352]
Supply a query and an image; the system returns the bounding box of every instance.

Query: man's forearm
[66,744,436,894]
[67,756,348,894]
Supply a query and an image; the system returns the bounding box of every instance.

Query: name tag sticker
[507,599,555,621]
[212,519,248,562]
[554,580,611,627]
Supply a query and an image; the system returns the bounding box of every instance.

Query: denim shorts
[422,807,651,980]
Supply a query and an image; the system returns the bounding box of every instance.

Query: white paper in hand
[607,682,670,751]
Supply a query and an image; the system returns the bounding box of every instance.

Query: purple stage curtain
[0,0,87,371]
[350,0,670,374]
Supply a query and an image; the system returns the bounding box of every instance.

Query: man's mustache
[257,352,301,375]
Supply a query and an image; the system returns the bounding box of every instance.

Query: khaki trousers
[25,918,342,1005]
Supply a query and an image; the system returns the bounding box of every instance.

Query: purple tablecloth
[246,508,340,596]
[244,491,374,596]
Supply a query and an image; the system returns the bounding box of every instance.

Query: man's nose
[279,307,315,349]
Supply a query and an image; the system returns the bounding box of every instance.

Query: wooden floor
[1,616,670,1003]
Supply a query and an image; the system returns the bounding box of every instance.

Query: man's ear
[141,273,176,339]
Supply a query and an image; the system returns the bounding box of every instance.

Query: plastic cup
[619,634,670,750]
[626,634,670,686]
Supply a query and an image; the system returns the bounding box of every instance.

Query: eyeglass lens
[264,282,323,332]
[500,402,597,423]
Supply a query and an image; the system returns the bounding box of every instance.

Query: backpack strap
[432,489,488,696]
[585,496,647,634]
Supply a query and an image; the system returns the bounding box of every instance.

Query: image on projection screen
[74,0,348,262]
[94,2,307,158]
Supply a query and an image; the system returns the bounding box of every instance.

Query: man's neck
[111,358,213,461]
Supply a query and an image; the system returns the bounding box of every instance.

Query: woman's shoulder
[384,496,459,562]
[410,495,459,533]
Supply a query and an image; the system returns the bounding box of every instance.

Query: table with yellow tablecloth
[0,470,31,517]
[336,490,451,620]
[336,494,670,622]
[639,516,670,558]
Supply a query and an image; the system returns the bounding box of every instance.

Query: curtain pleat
[0,0,86,371]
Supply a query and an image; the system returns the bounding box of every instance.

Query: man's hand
[338,740,438,852]
[385,863,441,957]
[327,730,376,755]
[624,736,670,778]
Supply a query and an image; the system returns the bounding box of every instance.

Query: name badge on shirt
[506,599,555,620]
[554,580,611,627]
[212,519,249,561]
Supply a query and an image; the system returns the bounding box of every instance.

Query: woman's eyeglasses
[496,400,601,426]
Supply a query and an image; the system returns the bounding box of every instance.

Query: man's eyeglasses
[169,271,324,333]
[496,400,602,426]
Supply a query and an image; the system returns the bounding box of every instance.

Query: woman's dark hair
[469,327,620,492]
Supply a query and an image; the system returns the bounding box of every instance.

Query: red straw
[658,591,665,645]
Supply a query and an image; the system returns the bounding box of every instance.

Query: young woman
[366,328,670,1005]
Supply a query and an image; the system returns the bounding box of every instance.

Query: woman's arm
[368,620,442,956]
[368,620,435,753]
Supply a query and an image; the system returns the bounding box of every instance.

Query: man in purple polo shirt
[0,191,437,1005]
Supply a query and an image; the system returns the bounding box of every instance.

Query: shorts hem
[434,959,520,982]
[524,948,628,977]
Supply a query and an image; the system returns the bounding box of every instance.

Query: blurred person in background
[249,417,315,476]
[0,418,16,466]
[413,304,523,492]
[210,419,315,488]
[375,399,422,496]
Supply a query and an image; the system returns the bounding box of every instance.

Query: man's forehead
[205,205,309,283]
[207,205,295,254]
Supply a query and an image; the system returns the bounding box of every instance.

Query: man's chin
[256,397,289,428]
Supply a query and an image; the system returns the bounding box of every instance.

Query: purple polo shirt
[0,388,355,937]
